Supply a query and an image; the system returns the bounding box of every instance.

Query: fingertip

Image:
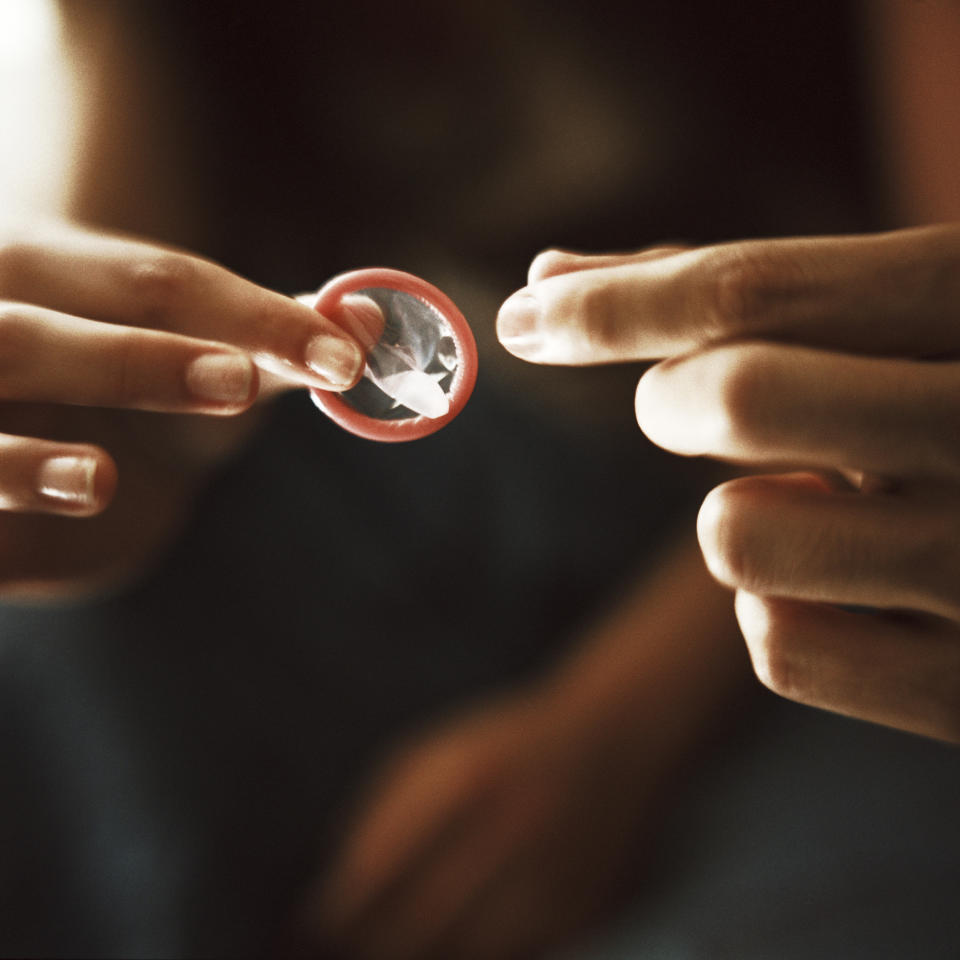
[92,450,119,512]
[696,484,735,587]
[496,289,543,360]
[304,332,365,390]
[336,294,385,352]
[249,294,369,391]
[634,360,700,453]
[634,365,660,436]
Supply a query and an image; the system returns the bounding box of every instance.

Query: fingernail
[337,294,385,351]
[496,289,542,357]
[305,332,364,387]
[38,456,97,506]
[185,353,254,405]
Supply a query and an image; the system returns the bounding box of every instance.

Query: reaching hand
[498,227,960,741]
[0,219,369,596]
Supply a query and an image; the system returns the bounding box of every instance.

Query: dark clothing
[3,3,957,958]
[0,385,696,956]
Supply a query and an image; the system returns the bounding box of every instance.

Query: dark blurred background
[6,3,958,960]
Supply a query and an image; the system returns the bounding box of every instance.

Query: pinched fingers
[498,225,960,365]
[0,301,258,414]
[0,434,116,516]
[0,223,366,390]
[296,292,385,352]
[636,342,960,480]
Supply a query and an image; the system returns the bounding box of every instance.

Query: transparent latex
[339,288,459,420]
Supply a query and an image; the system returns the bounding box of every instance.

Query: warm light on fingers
[527,245,691,285]
[697,472,960,621]
[499,252,706,366]
[733,590,779,690]
[636,357,735,456]
[734,590,960,743]
[37,455,97,509]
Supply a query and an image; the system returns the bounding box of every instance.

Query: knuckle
[576,282,622,356]
[705,245,781,340]
[128,252,198,323]
[239,298,296,362]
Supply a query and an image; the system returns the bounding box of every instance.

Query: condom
[310,268,478,442]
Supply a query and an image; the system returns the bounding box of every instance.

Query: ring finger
[697,472,960,621]
[734,591,960,742]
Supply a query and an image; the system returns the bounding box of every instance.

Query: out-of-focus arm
[1,1,207,245]
[867,0,960,223]
[0,0,78,225]
[542,533,753,770]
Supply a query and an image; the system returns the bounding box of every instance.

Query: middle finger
[636,342,960,480]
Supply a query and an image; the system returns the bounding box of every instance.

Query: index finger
[497,225,960,364]
[0,222,366,390]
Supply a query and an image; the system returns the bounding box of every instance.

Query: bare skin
[499,227,960,742]
[296,538,747,960]
[0,220,374,595]
[4,4,757,959]
[0,5,371,595]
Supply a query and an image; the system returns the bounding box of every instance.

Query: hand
[497,227,960,742]
[0,219,374,596]
[295,687,667,960]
